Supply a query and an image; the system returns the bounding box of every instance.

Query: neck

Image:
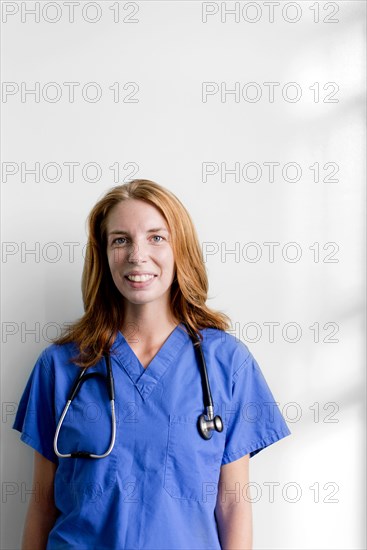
[120,308,179,347]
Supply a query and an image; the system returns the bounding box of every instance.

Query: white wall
[1,1,366,548]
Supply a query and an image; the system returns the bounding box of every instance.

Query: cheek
[160,249,175,272]
[107,248,125,268]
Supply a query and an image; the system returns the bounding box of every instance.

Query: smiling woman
[13,179,291,550]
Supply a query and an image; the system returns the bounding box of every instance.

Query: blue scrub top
[13,323,291,550]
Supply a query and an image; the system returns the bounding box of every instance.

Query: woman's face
[105,199,176,309]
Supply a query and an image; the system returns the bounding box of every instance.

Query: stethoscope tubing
[53,357,117,459]
[53,324,223,459]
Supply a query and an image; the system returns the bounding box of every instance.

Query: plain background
[1,1,366,548]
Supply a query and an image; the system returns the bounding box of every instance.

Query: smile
[126,274,156,282]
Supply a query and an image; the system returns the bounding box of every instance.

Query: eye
[111,237,127,245]
[152,235,164,243]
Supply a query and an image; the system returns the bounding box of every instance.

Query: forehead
[106,199,169,231]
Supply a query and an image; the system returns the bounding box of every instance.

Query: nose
[127,241,146,263]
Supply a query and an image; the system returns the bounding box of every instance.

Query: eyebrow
[108,227,169,237]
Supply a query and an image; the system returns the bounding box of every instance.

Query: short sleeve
[12,350,58,464]
[221,349,291,465]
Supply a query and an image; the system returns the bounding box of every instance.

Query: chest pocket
[163,414,226,503]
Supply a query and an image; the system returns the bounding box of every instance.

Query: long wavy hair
[53,179,231,368]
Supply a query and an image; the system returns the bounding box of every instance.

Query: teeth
[127,274,155,282]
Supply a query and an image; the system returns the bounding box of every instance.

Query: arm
[21,450,59,550]
[214,454,253,550]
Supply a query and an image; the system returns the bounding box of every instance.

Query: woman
[13,179,291,549]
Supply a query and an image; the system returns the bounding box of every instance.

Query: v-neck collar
[110,322,190,401]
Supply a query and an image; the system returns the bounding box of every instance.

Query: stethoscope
[53,324,223,459]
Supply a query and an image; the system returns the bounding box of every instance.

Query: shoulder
[200,327,253,378]
[39,340,80,376]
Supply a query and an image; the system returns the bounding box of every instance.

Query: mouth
[124,274,157,288]
[125,273,157,281]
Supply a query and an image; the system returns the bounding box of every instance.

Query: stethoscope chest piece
[197,407,224,440]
